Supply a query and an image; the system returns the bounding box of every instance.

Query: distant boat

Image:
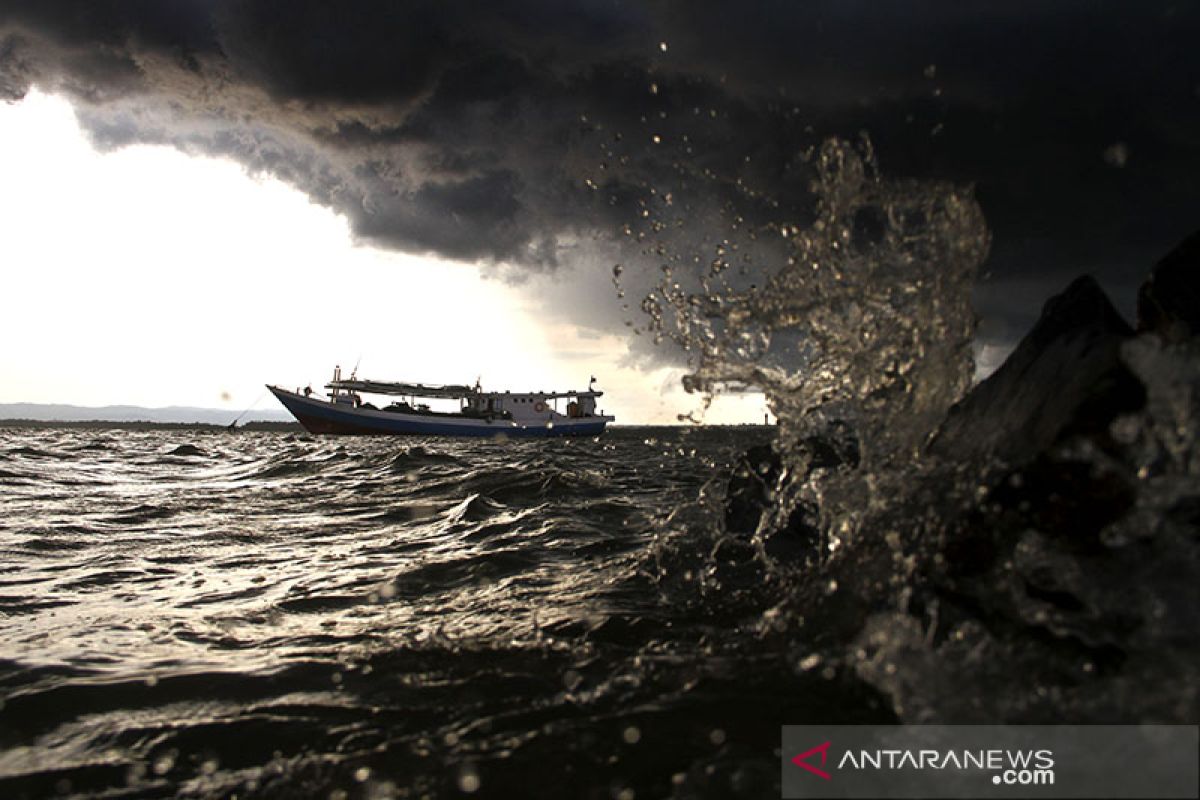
[267,367,614,437]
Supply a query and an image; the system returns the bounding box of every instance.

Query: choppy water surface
[2,426,887,799]
[4,347,1199,800]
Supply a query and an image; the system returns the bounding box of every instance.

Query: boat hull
[267,386,610,438]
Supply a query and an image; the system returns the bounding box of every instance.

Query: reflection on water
[5,427,899,798]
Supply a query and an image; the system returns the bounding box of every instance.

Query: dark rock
[833,416,1198,723]
[724,424,860,554]
[724,444,779,534]
[930,275,1143,466]
[1137,228,1200,341]
[724,442,822,557]
[986,456,1138,553]
[863,269,1197,720]
[724,236,1199,723]
[784,266,1196,722]
[799,419,861,472]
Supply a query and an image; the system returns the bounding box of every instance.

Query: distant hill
[0,402,292,425]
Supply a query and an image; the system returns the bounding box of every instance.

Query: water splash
[639,135,989,465]
[620,135,1199,727]
[620,134,990,579]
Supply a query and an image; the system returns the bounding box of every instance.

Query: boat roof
[328,379,473,398]
[327,379,603,399]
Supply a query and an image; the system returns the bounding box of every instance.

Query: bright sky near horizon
[0,91,771,425]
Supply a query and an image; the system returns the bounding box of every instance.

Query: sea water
[1,426,854,798]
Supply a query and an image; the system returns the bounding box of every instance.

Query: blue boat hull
[268,386,609,438]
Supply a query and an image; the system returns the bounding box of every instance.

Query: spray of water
[619,134,989,573]
[624,134,1198,725]
[648,136,987,461]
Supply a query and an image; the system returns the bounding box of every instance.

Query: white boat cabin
[465,391,600,421]
[320,366,606,422]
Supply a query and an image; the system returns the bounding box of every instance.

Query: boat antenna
[350,355,362,381]
[227,389,267,430]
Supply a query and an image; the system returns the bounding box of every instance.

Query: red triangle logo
[791,740,832,780]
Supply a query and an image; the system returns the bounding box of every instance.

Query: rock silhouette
[1138,229,1200,342]
[726,229,1200,722]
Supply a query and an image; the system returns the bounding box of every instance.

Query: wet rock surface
[729,244,1200,723]
[1138,228,1200,341]
[929,274,1143,466]
[725,422,860,557]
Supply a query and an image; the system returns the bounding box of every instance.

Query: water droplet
[659,41,668,52]
[457,764,481,793]
[923,64,937,79]
[126,761,147,784]
[354,766,371,782]
[709,728,726,746]
[623,726,641,744]
[649,82,659,95]
[152,751,176,775]
[1103,142,1130,168]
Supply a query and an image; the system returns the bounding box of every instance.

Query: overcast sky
[1,1,1197,422]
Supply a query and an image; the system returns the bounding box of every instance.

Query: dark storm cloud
[1,0,1198,350]
[1,0,657,267]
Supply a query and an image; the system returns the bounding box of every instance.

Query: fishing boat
[267,366,614,437]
